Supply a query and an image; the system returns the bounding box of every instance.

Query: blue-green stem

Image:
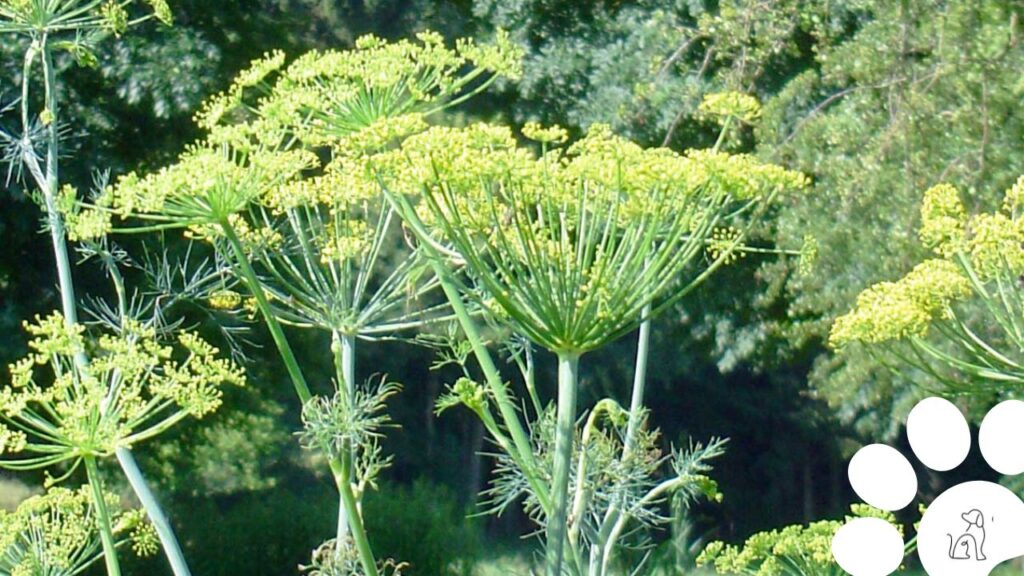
[30,38,192,576]
[221,222,378,576]
[84,456,122,576]
[546,352,580,576]
[331,330,356,550]
[590,304,652,576]
[624,303,652,454]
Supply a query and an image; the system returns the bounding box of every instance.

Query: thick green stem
[338,458,378,576]
[624,304,652,455]
[331,331,356,547]
[115,448,192,576]
[39,43,79,326]
[84,456,122,576]
[434,266,551,512]
[546,353,580,576]
[332,331,377,576]
[32,40,192,576]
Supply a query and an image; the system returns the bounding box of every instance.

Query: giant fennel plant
[39,20,808,575]
[72,31,522,575]
[0,2,249,576]
[831,176,1024,391]
[375,95,808,575]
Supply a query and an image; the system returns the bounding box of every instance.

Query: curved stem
[383,189,550,512]
[84,456,122,576]
[546,352,580,576]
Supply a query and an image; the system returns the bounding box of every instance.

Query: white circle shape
[906,397,970,471]
[832,518,904,576]
[848,444,917,511]
[979,399,1024,475]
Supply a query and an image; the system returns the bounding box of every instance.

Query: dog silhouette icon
[949,509,987,561]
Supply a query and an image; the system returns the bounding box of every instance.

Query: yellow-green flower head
[697,505,899,576]
[318,218,373,265]
[522,122,569,144]
[208,289,243,310]
[236,50,287,88]
[196,30,521,146]
[708,226,746,264]
[684,148,811,200]
[798,234,819,276]
[0,485,156,574]
[382,122,807,354]
[334,113,429,157]
[80,143,319,236]
[0,313,245,470]
[919,183,966,257]
[100,1,129,35]
[697,91,763,125]
[967,212,1024,278]
[830,259,971,347]
[1003,175,1024,217]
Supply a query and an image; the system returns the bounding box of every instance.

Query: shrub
[362,480,481,576]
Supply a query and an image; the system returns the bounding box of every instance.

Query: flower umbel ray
[382,122,809,355]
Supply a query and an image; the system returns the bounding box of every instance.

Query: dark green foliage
[362,480,482,576]
[749,0,1024,436]
[173,488,336,576]
[3,0,1024,572]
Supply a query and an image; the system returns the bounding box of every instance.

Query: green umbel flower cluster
[0,486,157,576]
[68,30,520,236]
[832,177,1024,348]
[830,259,970,347]
[0,313,245,471]
[0,0,171,46]
[377,122,808,354]
[697,505,900,576]
[74,145,319,238]
[194,29,521,142]
[697,91,763,125]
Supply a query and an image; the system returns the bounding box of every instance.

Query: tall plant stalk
[547,353,580,576]
[221,221,380,576]
[624,304,652,454]
[23,38,192,576]
[331,330,357,547]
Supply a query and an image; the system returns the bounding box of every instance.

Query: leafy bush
[174,488,336,576]
[362,480,481,576]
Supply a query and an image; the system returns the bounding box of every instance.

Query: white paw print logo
[832,397,1024,576]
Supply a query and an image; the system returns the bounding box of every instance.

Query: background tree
[1,1,1022,574]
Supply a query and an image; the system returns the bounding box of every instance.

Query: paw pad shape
[832,397,1024,576]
